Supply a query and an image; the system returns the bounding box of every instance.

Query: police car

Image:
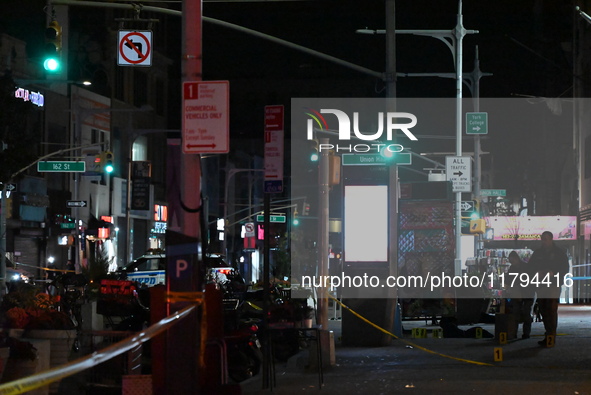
[117,253,166,287]
[117,252,230,287]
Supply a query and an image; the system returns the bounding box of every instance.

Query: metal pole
[385,0,402,338]
[73,108,81,272]
[454,0,465,275]
[318,137,330,331]
[262,192,271,389]
[472,47,483,258]
[0,184,6,295]
[125,126,134,266]
[472,47,482,199]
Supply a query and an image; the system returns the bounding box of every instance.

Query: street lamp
[358,0,478,275]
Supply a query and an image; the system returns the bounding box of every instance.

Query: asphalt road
[241,305,591,395]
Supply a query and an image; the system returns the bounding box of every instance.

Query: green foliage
[273,233,291,280]
[290,227,318,278]
[82,249,111,282]
[81,247,113,299]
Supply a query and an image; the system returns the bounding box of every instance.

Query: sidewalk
[241,305,591,394]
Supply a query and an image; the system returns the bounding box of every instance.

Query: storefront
[479,216,578,303]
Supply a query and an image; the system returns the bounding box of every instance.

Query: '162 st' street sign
[37,161,86,172]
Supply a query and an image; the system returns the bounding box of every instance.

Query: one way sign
[460,200,475,212]
[445,156,472,192]
[67,200,87,208]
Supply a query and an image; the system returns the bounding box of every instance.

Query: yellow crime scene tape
[0,305,197,395]
[166,291,205,303]
[327,293,494,367]
[10,262,75,274]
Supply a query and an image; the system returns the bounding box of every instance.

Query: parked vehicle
[117,252,229,288]
[225,316,263,382]
[115,253,166,287]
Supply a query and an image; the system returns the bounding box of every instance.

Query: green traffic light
[104,162,114,173]
[43,57,60,72]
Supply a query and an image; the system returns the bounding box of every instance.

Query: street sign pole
[162,1,203,393]
[262,104,284,389]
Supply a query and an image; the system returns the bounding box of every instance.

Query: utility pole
[385,0,401,340]
[317,137,330,331]
[163,1,203,393]
[453,0,466,276]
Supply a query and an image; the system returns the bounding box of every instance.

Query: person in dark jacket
[528,231,569,347]
[507,251,535,339]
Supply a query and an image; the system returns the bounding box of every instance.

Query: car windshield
[124,255,165,271]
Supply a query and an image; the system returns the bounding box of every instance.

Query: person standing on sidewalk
[507,251,535,339]
[528,231,569,347]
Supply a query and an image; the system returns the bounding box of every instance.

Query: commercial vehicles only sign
[182,81,230,154]
[446,156,472,192]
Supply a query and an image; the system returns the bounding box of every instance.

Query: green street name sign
[60,223,76,229]
[256,215,286,223]
[341,153,412,166]
[481,189,506,197]
[466,112,488,135]
[37,161,86,172]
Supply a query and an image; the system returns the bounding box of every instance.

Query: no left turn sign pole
[118,30,153,67]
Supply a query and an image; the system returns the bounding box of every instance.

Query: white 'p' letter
[176,259,188,278]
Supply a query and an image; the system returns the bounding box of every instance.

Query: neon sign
[15,87,44,107]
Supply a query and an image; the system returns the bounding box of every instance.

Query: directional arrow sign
[67,200,87,208]
[0,183,16,192]
[466,112,488,135]
[446,156,472,192]
[460,200,475,212]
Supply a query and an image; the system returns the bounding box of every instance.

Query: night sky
[0,0,578,208]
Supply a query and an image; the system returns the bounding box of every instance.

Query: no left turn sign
[118,30,152,67]
[244,222,255,238]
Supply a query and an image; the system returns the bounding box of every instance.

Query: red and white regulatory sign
[118,30,152,66]
[182,81,229,154]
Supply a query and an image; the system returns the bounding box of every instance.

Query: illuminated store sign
[485,216,576,241]
[15,87,44,107]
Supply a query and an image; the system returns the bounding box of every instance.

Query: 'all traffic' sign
[445,156,472,193]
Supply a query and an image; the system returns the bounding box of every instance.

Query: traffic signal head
[292,210,299,226]
[309,139,319,162]
[302,202,311,216]
[43,21,62,72]
[103,151,114,173]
